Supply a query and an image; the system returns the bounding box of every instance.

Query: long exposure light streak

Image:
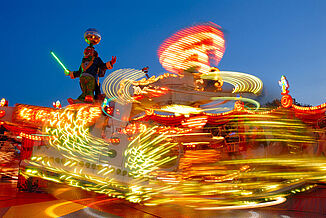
[11,22,326,212]
[144,156,326,208]
[158,23,225,75]
[24,108,182,204]
[102,68,145,104]
[124,126,178,179]
[202,71,263,94]
[195,197,287,210]
[131,73,178,86]
[43,105,113,164]
[158,104,203,115]
[210,96,261,111]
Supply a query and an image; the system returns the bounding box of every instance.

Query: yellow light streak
[201,71,263,94]
[102,68,145,104]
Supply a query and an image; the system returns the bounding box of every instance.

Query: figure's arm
[97,56,117,77]
[97,56,117,69]
[106,56,117,70]
[68,66,82,79]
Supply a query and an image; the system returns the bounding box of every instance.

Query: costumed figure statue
[278,75,289,95]
[67,28,117,103]
[52,100,62,109]
[0,98,8,107]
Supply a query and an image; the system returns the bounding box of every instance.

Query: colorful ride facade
[0,23,326,209]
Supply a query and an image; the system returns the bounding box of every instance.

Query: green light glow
[50,51,69,75]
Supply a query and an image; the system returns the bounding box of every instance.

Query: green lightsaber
[50,51,69,75]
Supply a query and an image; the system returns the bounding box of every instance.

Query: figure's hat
[84,28,101,46]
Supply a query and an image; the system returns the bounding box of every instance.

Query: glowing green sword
[50,51,69,75]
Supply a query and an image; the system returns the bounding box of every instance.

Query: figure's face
[84,47,95,58]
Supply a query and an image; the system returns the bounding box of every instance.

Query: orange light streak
[14,104,101,128]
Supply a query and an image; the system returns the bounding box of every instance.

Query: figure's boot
[67,98,83,104]
[67,98,74,104]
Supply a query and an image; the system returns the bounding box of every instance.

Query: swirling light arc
[102,68,145,105]
[201,71,263,95]
[158,23,225,75]
[210,96,260,111]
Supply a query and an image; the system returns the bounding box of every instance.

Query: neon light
[292,102,326,112]
[20,132,43,141]
[50,51,69,75]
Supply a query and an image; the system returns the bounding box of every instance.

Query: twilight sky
[1,0,325,107]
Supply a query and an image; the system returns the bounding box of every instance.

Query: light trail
[210,96,261,111]
[201,71,263,94]
[158,23,225,75]
[102,68,145,105]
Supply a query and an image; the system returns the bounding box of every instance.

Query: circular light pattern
[201,71,263,95]
[158,23,225,75]
[102,69,145,105]
[281,94,293,108]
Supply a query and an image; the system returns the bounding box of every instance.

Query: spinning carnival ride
[1,23,326,210]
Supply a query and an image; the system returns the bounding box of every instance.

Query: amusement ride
[0,23,326,210]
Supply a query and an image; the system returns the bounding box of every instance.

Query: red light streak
[158,23,225,75]
[181,116,208,129]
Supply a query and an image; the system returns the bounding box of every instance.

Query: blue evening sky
[1,0,325,107]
